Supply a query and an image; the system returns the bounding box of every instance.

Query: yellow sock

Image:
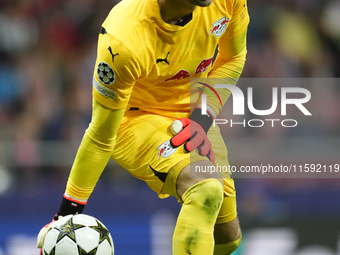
[172,179,223,255]
[213,234,242,255]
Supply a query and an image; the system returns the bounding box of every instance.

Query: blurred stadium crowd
[0,0,339,142]
[0,0,117,143]
[0,0,340,223]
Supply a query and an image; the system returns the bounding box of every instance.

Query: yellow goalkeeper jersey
[93,0,249,118]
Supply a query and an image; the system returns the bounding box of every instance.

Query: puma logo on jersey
[108,46,119,62]
[156,52,170,65]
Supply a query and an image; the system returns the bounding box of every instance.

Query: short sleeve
[92,33,141,109]
[224,0,250,39]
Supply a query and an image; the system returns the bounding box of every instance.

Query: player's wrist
[190,107,214,133]
[56,194,87,217]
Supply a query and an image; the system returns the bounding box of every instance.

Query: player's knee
[189,161,224,186]
[214,234,242,255]
[183,179,224,219]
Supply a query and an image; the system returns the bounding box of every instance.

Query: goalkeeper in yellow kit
[38,0,249,253]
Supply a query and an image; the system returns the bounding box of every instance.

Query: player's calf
[214,218,242,255]
[173,178,224,254]
[213,235,242,255]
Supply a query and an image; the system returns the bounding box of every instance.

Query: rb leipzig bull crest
[210,16,230,37]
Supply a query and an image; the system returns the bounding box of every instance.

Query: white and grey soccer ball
[43,214,114,255]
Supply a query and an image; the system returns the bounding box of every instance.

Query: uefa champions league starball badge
[97,62,116,85]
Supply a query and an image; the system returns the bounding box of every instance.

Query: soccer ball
[42,214,114,255]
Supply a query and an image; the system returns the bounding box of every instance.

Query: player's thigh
[163,124,236,201]
[111,109,191,197]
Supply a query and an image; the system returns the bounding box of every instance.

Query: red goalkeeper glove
[37,194,87,253]
[170,108,215,164]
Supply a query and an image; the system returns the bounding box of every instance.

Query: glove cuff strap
[191,108,214,133]
[56,195,86,217]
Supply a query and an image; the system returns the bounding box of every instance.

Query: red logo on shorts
[158,148,166,159]
[157,140,177,159]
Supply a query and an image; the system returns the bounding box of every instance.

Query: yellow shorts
[111,109,237,223]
